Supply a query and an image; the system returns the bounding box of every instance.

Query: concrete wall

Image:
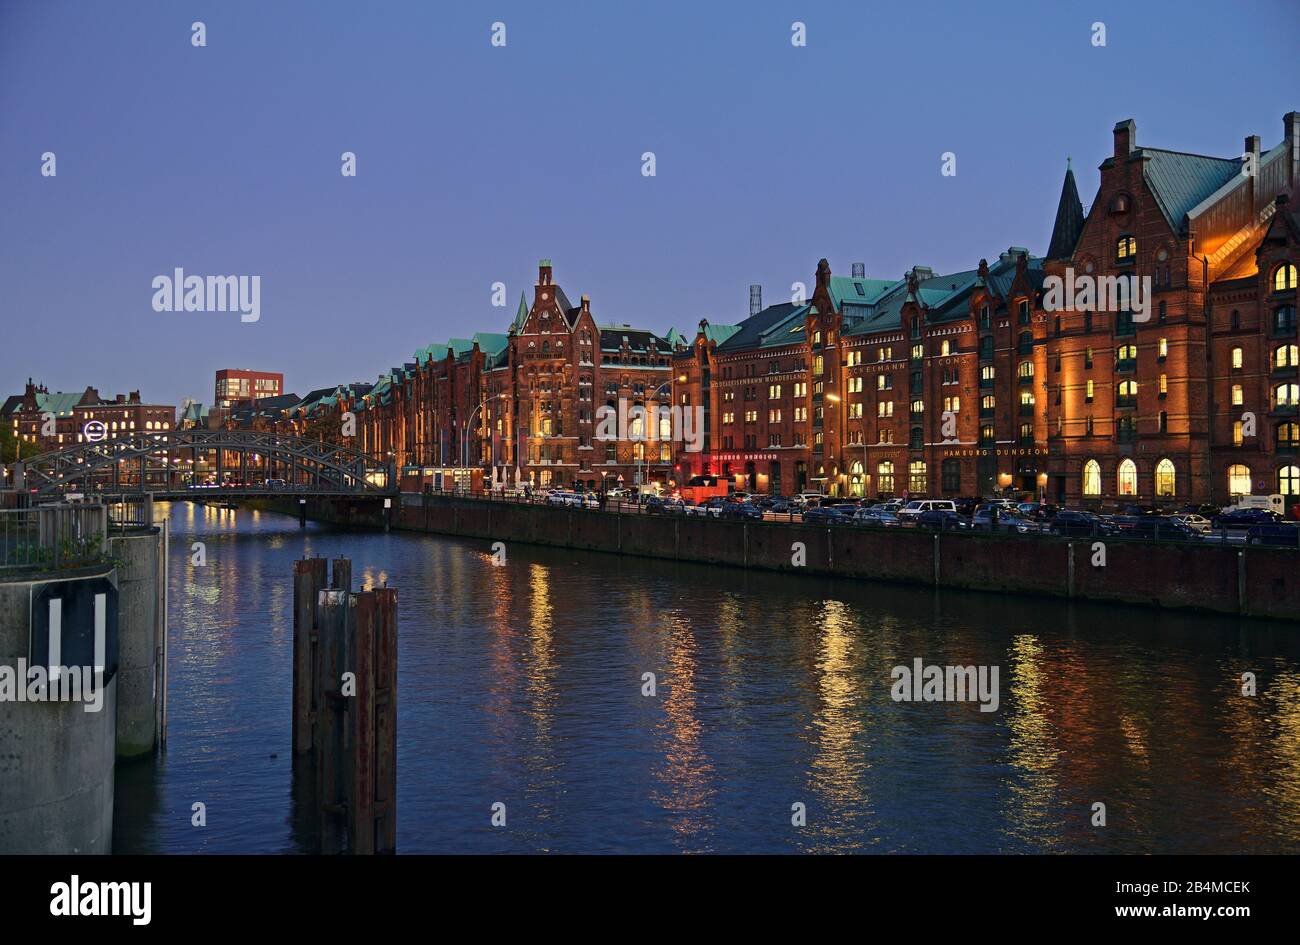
[0,566,117,854]
[108,528,161,759]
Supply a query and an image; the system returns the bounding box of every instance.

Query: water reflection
[111,501,1300,854]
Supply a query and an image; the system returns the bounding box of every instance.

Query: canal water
[112,501,1300,854]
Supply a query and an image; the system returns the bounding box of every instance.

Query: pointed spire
[1046,160,1085,261]
[511,291,529,333]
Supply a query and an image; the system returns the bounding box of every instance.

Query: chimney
[851,262,865,279]
[580,294,590,315]
[749,284,762,317]
[1285,112,1300,186]
[815,258,832,293]
[1113,119,1137,158]
[538,258,553,286]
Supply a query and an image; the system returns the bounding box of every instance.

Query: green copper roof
[828,276,895,309]
[1142,148,1242,234]
[34,391,83,416]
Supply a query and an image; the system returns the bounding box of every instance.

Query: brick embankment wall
[237,494,1299,620]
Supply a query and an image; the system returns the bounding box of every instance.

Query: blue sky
[1,0,1296,407]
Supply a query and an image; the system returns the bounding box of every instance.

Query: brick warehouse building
[673,111,1299,507]
[279,111,1297,508]
[347,260,681,491]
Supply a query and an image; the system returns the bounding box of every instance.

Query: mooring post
[331,557,352,593]
[351,591,378,855]
[299,497,307,528]
[373,586,398,854]
[292,557,327,755]
[315,587,353,855]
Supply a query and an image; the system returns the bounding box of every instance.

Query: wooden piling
[291,557,397,854]
[291,557,327,755]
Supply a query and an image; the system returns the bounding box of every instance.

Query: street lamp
[462,393,507,471]
[825,392,868,499]
[637,381,672,494]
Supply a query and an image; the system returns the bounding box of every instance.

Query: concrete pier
[0,565,118,854]
[108,527,164,759]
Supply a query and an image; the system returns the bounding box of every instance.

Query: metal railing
[0,502,110,572]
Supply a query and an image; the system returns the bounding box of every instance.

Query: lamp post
[637,381,672,494]
[462,393,506,471]
[825,393,869,499]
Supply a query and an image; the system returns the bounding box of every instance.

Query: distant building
[215,369,284,409]
[2,380,176,454]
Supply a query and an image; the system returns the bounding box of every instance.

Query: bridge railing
[0,502,110,573]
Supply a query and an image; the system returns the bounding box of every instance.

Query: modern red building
[215,369,284,409]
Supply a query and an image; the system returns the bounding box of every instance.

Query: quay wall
[243,494,1299,620]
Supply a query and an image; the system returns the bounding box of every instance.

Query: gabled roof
[1141,148,1243,234]
[34,391,84,416]
[714,302,808,353]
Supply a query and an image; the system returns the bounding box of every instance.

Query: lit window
[1117,458,1137,496]
[1160,374,1168,395]
[1155,458,1176,497]
[1232,347,1244,370]
[1280,465,1300,497]
[1116,235,1137,260]
[1274,262,1297,292]
[1082,459,1101,496]
[1228,464,1251,496]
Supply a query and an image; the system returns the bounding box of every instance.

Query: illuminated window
[813,355,824,376]
[1085,379,1095,402]
[1018,360,1034,379]
[1116,235,1137,261]
[1158,337,1168,358]
[877,461,894,493]
[1277,383,1300,407]
[1233,420,1244,446]
[981,365,995,383]
[1280,465,1300,497]
[944,396,960,413]
[1276,345,1299,368]
[1274,262,1297,292]
[1117,458,1137,496]
[940,340,951,356]
[1155,458,1176,497]
[908,460,927,494]
[877,401,893,418]
[1232,384,1243,406]
[1159,374,1168,395]
[1232,347,1244,370]
[1082,459,1101,496]
[1228,464,1252,496]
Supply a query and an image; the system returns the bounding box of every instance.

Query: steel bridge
[12,430,395,499]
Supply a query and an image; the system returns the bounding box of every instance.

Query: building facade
[214,369,284,409]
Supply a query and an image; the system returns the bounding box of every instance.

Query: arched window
[940,340,950,356]
[1117,458,1138,496]
[1228,464,1252,496]
[1276,383,1300,408]
[1082,459,1101,496]
[1275,344,1299,369]
[1280,465,1300,497]
[1155,458,1176,498]
[1232,346,1244,369]
[849,461,864,497]
[1018,360,1034,379]
[877,460,895,494]
[1277,306,1297,333]
[1274,262,1297,292]
[1116,235,1137,261]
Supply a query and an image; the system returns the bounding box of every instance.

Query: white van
[1226,494,1284,513]
[897,499,957,522]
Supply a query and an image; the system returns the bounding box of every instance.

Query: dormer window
[1274,262,1297,293]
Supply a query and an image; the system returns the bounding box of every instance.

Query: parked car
[642,495,667,514]
[1122,517,1203,542]
[854,508,901,527]
[792,492,827,509]
[828,503,861,515]
[972,507,1037,533]
[660,498,689,516]
[1246,522,1300,546]
[898,499,957,522]
[546,490,581,507]
[1215,508,1283,531]
[265,478,287,490]
[915,509,969,530]
[802,507,852,526]
[722,502,765,522]
[765,499,796,515]
[1170,513,1213,534]
[1047,510,1110,537]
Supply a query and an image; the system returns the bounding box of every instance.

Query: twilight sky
[1,0,1296,408]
